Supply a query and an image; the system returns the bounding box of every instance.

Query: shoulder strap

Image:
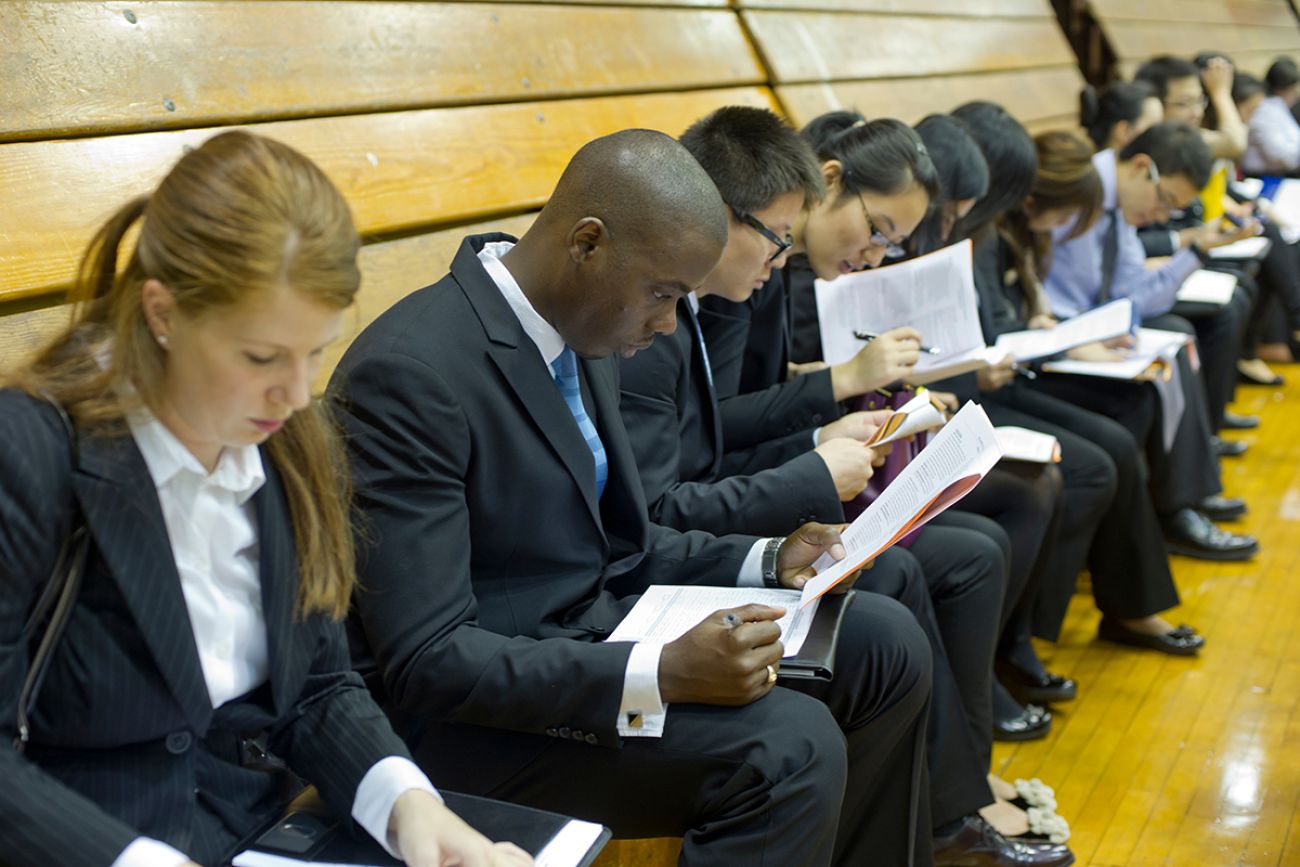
[14,399,90,754]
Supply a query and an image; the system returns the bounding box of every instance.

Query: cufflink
[625,712,643,729]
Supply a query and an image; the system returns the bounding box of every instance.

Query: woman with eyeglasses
[695,111,1048,845]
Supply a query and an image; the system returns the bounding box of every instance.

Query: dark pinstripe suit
[0,390,412,867]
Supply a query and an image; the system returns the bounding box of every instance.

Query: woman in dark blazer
[0,132,530,867]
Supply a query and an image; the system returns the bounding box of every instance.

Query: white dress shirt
[112,412,436,867]
[478,242,768,739]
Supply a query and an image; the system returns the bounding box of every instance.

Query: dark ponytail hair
[801,111,940,204]
[1233,73,1267,106]
[909,114,989,253]
[1080,81,1157,150]
[1266,58,1300,95]
[949,101,1036,240]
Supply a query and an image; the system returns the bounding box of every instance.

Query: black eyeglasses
[857,193,907,258]
[734,210,794,262]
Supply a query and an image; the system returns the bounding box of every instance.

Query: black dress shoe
[934,815,1075,866]
[1097,616,1205,656]
[1197,494,1247,522]
[996,659,1078,705]
[1163,508,1259,561]
[1212,436,1249,457]
[993,703,1052,742]
[1221,411,1260,430]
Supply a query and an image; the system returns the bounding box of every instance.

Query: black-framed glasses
[1146,161,1181,212]
[734,210,794,262]
[857,193,907,258]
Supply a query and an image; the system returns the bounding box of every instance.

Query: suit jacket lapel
[453,235,604,530]
[684,302,724,479]
[252,460,300,718]
[73,434,213,732]
[584,356,649,538]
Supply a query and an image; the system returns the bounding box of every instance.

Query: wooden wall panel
[1090,0,1298,27]
[736,0,1051,16]
[0,86,775,304]
[4,2,762,142]
[778,66,1085,129]
[745,11,1075,83]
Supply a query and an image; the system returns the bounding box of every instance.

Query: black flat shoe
[1162,508,1259,561]
[997,659,1078,705]
[1097,617,1205,656]
[1221,411,1261,430]
[1196,494,1247,522]
[993,703,1052,742]
[1212,436,1248,457]
[934,815,1075,866]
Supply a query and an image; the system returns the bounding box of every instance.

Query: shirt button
[165,731,193,754]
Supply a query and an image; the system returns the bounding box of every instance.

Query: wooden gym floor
[994,360,1300,867]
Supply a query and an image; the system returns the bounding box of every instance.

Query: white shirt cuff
[811,426,823,446]
[353,756,441,859]
[111,838,190,867]
[618,641,667,738]
[1170,230,1182,252]
[737,538,768,587]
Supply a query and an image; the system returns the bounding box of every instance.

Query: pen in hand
[853,330,942,355]
[1012,365,1038,381]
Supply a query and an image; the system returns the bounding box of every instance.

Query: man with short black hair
[1137,55,1246,159]
[1043,121,1258,562]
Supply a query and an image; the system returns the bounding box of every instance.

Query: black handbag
[13,399,89,754]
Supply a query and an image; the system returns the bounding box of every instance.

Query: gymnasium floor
[992,361,1300,866]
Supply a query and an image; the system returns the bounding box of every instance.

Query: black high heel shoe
[997,658,1078,705]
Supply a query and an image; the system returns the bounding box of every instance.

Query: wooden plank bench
[739,0,1087,133]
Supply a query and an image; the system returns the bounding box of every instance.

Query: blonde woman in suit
[0,131,531,867]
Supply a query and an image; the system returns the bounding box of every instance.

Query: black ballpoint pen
[853,330,942,355]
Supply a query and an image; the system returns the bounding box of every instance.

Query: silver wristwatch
[762,536,786,588]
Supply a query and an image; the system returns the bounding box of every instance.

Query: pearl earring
[156,333,169,348]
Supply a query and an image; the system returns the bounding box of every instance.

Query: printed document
[994,299,1134,362]
[1175,270,1236,306]
[607,586,819,657]
[814,240,992,381]
[866,388,948,447]
[799,402,1002,607]
[995,427,1062,464]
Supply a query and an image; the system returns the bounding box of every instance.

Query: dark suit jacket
[698,264,843,475]
[618,299,844,537]
[0,391,406,867]
[331,235,755,787]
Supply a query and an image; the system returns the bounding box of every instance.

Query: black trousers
[857,548,996,829]
[1244,223,1300,352]
[406,590,933,867]
[1169,281,1252,431]
[988,385,1181,638]
[1026,331,1221,515]
[907,517,1007,771]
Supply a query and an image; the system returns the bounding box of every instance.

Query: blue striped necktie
[552,346,608,499]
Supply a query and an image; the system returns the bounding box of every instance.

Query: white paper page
[995,427,1061,463]
[606,585,819,657]
[994,299,1134,362]
[536,819,608,867]
[1268,180,1300,244]
[868,390,947,447]
[814,239,985,369]
[799,403,1003,606]
[1176,270,1237,305]
[234,854,381,867]
[1041,328,1188,379]
[1207,236,1269,259]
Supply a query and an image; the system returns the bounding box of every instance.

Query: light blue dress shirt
[1044,149,1200,321]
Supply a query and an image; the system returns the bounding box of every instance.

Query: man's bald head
[540,129,728,253]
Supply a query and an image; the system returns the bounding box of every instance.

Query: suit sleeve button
[544,727,558,737]
[558,727,571,738]
[584,733,598,745]
[165,732,192,754]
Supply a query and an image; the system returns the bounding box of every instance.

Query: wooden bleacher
[740,0,1086,132]
[1085,0,1300,77]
